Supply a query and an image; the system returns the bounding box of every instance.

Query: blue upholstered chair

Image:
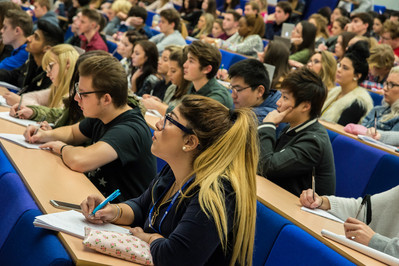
[253,201,292,265]
[302,0,340,19]
[0,146,17,178]
[0,173,39,248]
[146,11,157,27]
[326,129,339,144]
[363,154,399,196]
[332,135,387,198]
[0,209,73,265]
[106,40,122,60]
[220,49,247,70]
[368,90,383,106]
[265,224,355,265]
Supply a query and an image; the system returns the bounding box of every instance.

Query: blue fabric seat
[220,49,247,70]
[0,147,17,178]
[0,209,73,265]
[146,11,156,27]
[326,129,339,144]
[302,0,340,19]
[106,40,122,60]
[363,154,399,196]
[0,173,39,248]
[368,90,383,106]
[332,135,387,198]
[253,201,292,266]
[265,224,355,265]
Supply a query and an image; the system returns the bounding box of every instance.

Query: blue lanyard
[148,177,194,234]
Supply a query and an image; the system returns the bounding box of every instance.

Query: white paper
[301,207,344,223]
[0,96,11,108]
[321,229,399,265]
[358,135,398,151]
[145,109,163,118]
[0,133,42,149]
[0,112,39,127]
[33,210,130,239]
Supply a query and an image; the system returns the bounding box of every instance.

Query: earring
[182,146,187,151]
[353,77,357,81]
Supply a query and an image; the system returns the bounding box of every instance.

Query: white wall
[373,0,399,11]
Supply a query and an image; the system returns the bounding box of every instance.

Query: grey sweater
[327,185,399,258]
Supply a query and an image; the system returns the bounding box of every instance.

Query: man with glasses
[381,20,399,58]
[257,68,335,197]
[24,55,156,202]
[228,59,280,124]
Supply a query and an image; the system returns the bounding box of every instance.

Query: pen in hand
[90,189,121,216]
[373,112,378,136]
[355,195,368,220]
[33,115,47,135]
[15,95,23,118]
[312,167,315,200]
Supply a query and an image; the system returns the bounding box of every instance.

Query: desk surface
[319,119,399,157]
[0,107,137,266]
[256,176,384,266]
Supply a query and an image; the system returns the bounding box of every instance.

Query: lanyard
[148,177,194,234]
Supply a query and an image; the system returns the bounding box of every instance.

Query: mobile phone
[50,200,81,212]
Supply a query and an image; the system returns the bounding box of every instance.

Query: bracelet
[109,204,121,223]
[317,197,324,208]
[60,144,69,157]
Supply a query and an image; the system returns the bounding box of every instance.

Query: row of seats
[0,166,72,264]
[253,201,355,265]
[327,130,399,198]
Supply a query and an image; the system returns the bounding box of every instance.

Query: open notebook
[322,229,399,265]
[0,96,11,108]
[0,133,42,149]
[301,207,345,223]
[33,210,130,239]
[358,135,398,151]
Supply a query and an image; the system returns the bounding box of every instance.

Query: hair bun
[345,41,370,61]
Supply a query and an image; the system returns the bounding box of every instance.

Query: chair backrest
[368,91,383,107]
[0,147,17,178]
[332,135,387,198]
[265,224,355,265]
[220,49,247,70]
[302,0,340,20]
[363,154,399,195]
[0,209,73,265]
[253,201,292,265]
[0,173,38,248]
[106,40,122,60]
[326,129,339,144]
[146,11,157,27]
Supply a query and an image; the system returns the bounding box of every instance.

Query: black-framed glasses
[229,85,252,94]
[46,62,55,74]
[74,83,107,100]
[163,113,194,134]
[383,81,399,90]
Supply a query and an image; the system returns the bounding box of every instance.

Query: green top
[289,48,311,65]
[188,78,233,108]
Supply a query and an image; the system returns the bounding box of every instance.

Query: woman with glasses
[307,50,337,91]
[7,44,79,109]
[345,67,399,142]
[81,95,258,266]
[321,41,373,126]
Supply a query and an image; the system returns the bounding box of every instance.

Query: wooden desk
[320,119,399,157]
[0,107,137,266]
[145,114,159,130]
[256,176,384,265]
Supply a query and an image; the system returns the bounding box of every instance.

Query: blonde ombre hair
[194,13,215,38]
[319,50,337,90]
[179,95,258,266]
[42,44,79,108]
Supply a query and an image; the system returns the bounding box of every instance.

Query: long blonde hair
[194,13,214,38]
[179,95,258,266]
[42,44,79,108]
[319,50,337,90]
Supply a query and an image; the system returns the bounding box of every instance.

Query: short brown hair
[5,9,33,37]
[245,1,260,13]
[81,8,102,25]
[276,1,292,15]
[368,44,395,70]
[225,9,241,22]
[160,8,180,30]
[79,55,128,107]
[0,2,20,29]
[188,40,221,79]
[382,20,399,39]
[36,0,51,11]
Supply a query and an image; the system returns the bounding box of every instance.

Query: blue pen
[91,189,121,216]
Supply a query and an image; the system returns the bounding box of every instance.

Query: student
[144,0,174,14]
[102,0,132,36]
[307,51,337,90]
[289,20,316,66]
[264,1,291,40]
[372,14,387,42]
[219,14,264,57]
[79,8,108,52]
[361,44,395,91]
[334,31,357,61]
[300,187,399,258]
[308,14,329,48]
[0,2,21,64]
[347,12,373,37]
[0,10,32,71]
[9,44,79,110]
[149,9,186,53]
[182,41,233,109]
[255,0,268,22]
[142,46,191,115]
[257,67,335,197]
[23,55,156,201]
[208,18,225,38]
[81,95,258,266]
[228,58,280,124]
[130,40,159,96]
[32,0,59,30]
[180,0,202,33]
[218,0,242,15]
[321,41,374,126]
[244,1,259,16]
[190,13,214,38]
[380,20,399,58]
[202,10,240,43]
[328,7,349,35]
[123,6,153,39]
[0,20,64,104]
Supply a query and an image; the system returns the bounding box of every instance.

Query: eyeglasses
[74,83,107,100]
[307,59,321,65]
[46,62,55,74]
[383,81,399,90]
[229,85,252,94]
[163,113,194,134]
